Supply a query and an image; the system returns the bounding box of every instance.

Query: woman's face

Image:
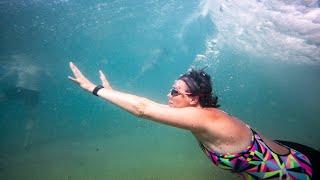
[167,80,197,108]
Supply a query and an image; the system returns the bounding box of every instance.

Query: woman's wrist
[88,84,97,93]
[92,85,104,96]
[97,87,115,97]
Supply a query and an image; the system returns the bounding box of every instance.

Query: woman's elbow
[132,99,149,118]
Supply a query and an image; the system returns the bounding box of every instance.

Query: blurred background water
[0,0,319,179]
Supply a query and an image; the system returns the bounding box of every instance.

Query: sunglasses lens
[170,89,179,96]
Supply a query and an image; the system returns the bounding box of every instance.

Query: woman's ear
[189,96,199,105]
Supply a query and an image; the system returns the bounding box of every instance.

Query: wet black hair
[178,68,220,108]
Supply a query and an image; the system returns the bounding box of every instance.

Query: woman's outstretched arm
[68,62,214,131]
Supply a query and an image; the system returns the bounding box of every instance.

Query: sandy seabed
[0,130,237,180]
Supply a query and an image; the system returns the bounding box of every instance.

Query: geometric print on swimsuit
[199,128,313,179]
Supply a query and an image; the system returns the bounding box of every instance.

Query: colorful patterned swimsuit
[199,127,313,179]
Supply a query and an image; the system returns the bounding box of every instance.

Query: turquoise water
[0,0,319,179]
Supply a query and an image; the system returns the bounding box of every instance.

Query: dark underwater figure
[0,55,47,151]
[2,87,40,106]
[1,86,40,151]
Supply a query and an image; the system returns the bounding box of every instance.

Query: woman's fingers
[69,62,83,78]
[99,70,106,80]
[69,62,78,77]
[68,62,96,92]
[99,70,111,88]
[99,70,108,84]
[68,62,86,84]
[68,76,79,83]
[69,62,79,82]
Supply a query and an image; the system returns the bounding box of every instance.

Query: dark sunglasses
[170,88,180,96]
[169,88,192,97]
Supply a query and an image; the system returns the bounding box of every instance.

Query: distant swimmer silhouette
[69,62,319,179]
[0,55,47,151]
[1,87,40,151]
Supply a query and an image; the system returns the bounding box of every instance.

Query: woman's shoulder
[202,108,232,120]
[201,108,249,136]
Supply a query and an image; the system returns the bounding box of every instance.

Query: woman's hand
[68,62,96,92]
[68,62,113,92]
[99,70,112,90]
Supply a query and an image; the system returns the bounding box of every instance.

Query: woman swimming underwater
[68,62,319,179]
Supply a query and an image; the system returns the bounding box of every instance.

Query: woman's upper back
[192,108,253,154]
[193,108,290,155]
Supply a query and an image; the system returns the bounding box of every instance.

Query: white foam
[192,37,221,69]
[194,0,320,63]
